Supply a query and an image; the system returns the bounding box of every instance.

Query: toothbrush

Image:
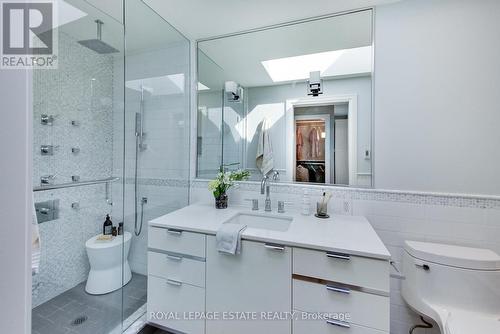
[320,192,326,211]
[320,191,332,213]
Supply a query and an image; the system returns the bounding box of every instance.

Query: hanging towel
[308,127,320,159]
[216,223,246,255]
[256,118,274,175]
[32,193,41,275]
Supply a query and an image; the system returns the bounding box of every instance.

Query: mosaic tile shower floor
[32,273,146,334]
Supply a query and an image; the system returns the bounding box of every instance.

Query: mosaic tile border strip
[191,179,500,209]
[122,177,190,187]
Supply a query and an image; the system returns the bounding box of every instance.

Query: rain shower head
[78,19,119,54]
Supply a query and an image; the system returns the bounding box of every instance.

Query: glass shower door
[120,0,191,331]
[31,1,126,333]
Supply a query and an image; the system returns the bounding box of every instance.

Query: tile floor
[32,273,147,334]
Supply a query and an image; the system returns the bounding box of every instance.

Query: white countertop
[149,203,391,260]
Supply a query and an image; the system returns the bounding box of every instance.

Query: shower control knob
[41,145,55,155]
[41,114,55,125]
[40,175,55,185]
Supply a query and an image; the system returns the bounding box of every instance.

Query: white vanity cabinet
[147,226,207,334]
[205,235,292,334]
[292,248,390,333]
[147,215,390,334]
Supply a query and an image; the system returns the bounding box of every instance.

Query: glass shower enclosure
[31,1,190,333]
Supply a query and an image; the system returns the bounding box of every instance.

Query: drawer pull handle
[264,243,285,251]
[167,229,183,235]
[326,319,350,328]
[326,251,350,260]
[326,285,351,294]
[166,254,182,261]
[166,279,182,286]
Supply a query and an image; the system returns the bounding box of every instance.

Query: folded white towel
[256,118,274,175]
[32,193,41,275]
[216,223,246,255]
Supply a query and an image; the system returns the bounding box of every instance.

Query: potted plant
[208,169,250,209]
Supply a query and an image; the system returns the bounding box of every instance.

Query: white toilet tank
[401,240,500,332]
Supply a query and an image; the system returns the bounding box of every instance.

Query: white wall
[0,70,32,333]
[374,0,500,195]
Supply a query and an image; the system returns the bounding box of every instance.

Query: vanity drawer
[293,310,387,334]
[148,251,205,288]
[293,248,389,292]
[149,226,206,258]
[147,275,205,334]
[293,279,389,331]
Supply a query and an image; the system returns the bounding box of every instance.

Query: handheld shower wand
[134,85,147,236]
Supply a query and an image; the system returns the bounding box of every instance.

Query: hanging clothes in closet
[296,127,304,161]
[308,127,320,159]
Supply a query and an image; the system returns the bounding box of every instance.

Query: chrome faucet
[260,171,280,212]
[261,175,271,212]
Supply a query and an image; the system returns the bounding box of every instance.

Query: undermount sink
[224,212,293,232]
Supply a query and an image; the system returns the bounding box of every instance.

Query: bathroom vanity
[147,204,390,334]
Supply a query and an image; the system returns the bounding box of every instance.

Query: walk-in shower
[31,0,190,333]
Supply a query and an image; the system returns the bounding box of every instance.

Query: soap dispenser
[103,214,113,235]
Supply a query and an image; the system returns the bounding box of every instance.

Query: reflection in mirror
[196,9,373,187]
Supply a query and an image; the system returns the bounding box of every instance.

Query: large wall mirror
[196,9,373,187]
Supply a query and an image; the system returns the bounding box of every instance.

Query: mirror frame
[194,8,375,189]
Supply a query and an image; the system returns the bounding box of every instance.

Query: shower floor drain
[71,315,88,326]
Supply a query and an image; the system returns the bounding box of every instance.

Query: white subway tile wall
[190,179,500,334]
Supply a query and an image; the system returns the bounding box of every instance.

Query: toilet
[401,240,500,334]
[85,231,132,295]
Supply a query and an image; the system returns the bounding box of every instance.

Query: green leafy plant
[208,169,250,198]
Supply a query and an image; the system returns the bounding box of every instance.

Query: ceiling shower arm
[95,20,103,41]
